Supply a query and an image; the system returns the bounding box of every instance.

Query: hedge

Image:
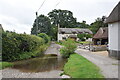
[2,32,49,61]
[37,33,50,43]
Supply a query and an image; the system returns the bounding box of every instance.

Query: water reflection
[12,56,67,73]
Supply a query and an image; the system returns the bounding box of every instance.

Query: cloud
[0,14,31,34]
[0,0,119,34]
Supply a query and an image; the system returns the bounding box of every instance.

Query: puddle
[12,55,67,73]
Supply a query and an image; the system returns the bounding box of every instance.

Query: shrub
[85,34,92,39]
[37,33,50,44]
[60,48,70,58]
[2,31,48,61]
[77,34,85,41]
[60,39,77,58]
[77,34,92,41]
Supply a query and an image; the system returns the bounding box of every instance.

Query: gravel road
[76,49,119,78]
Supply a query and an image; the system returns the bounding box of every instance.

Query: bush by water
[2,31,49,61]
[60,39,77,58]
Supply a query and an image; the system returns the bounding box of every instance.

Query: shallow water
[12,56,67,73]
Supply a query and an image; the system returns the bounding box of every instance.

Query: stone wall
[90,45,107,52]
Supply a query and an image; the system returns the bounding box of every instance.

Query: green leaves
[48,9,77,28]
[37,33,50,44]
[90,16,108,34]
[60,39,77,58]
[31,15,52,36]
[2,32,47,61]
[77,34,92,41]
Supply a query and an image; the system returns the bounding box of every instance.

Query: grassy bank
[63,53,104,78]
[0,62,13,69]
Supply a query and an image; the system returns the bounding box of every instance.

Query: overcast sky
[0,0,119,34]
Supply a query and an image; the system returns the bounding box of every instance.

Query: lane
[44,42,62,56]
[76,49,118,78]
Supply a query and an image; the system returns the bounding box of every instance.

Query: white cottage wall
[108,22,119,50]
[118,21,120,50]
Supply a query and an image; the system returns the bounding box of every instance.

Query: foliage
[0,62,13,69]
[50,25,58,41]
[38,33,50,44]
[85,34,92,39]
[76,21,89,28]
[55,41,62,45]
[89,16,108,34]
[31,15,52,36]
[31,9,107,41]
[79,41,92,44]
[48,9,77,28]
[64,54,104,78]
[60,39,77,58]
[77,34,85,41]
[2,31,49,61]
[77,34,92,41]
[55,40,64,45]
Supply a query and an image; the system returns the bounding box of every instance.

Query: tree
[77,21,90,28]
[50,24,58,41]
[48,9,77,28]
[89,16,108,34]
[31,15,52,36]
[37,33,50,43]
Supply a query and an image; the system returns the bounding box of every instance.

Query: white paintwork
[118,22,120,50]
[58,33,77,41]
[58,34,62,41]
[58,33,92,42]
[108,21,120,51]
[86,38,92,42]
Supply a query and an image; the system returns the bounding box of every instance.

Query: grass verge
[63,53,104,78]
[0,62,13,69]
[78,41,92,44]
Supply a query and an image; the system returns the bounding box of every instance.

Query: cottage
[58,28,92,41]
[105,2,120,59]
[93,27,108,45]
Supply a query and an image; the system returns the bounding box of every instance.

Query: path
[1,42,63,78]
[44,42,62,55]
[76,49,119,78]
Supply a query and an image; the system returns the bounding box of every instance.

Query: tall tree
[48,9,77,28]
[75,20,90,28]
[90,16,108,34]
[31,15,52,36]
